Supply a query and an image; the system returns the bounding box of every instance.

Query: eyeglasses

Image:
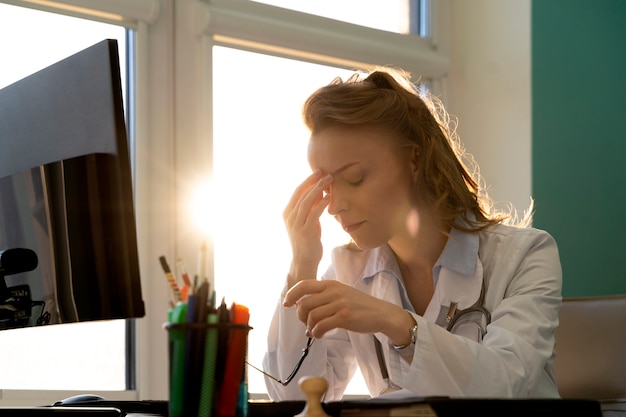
[246,337,314,386]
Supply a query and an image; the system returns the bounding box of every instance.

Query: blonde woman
[263,68,562,401]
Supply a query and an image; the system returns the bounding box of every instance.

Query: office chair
[555,294,626,401]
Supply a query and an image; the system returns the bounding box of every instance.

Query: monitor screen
[0,39,144,329]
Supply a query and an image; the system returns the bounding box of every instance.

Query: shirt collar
[346,219,479,282]
[435,226,479,277]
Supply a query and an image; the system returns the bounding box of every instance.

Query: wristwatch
[392,323,418,356]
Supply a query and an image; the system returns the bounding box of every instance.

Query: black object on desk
[0,407,123,416]
[0,399,170,416]
[53,399,169,416]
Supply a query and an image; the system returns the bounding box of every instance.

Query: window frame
[0,0,160,405]
[198,0,447,76]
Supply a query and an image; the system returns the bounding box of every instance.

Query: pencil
[159,255,182,302]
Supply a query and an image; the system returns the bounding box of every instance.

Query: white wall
[440,0,532,216]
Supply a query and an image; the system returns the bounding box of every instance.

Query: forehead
[307,125,401,172]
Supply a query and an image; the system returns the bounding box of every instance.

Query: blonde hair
[302,67,532,232]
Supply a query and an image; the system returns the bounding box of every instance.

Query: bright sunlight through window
[212,46,369,395]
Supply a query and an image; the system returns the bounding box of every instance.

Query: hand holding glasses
[251,284,491,388]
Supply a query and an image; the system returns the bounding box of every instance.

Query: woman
[262,68,562,401]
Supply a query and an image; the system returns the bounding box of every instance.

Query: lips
[342,221,364,233]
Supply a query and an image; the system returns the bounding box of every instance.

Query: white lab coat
[263,223,562,400]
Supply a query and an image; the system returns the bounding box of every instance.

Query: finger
[284,172,332,227]
[305,302,340,338]
[283,172,326,232]
[291,290,336,333]
[283,170,323,216]
[301,192,331,225]
[283,279,324,307]
[293,174,333,226]
[309,314,339,339]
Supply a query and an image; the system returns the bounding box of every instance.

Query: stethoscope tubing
[445,282,491,335]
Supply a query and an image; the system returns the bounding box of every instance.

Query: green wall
[532,0,626,296]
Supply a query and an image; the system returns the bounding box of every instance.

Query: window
[212,46,359,394]
[200,0,443,396]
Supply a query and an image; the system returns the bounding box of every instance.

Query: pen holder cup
[165,321,252,417]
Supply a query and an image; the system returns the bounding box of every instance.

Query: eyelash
[348,178,364,186]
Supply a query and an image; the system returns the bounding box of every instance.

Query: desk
[249,398,605,417]
[601,399,626,417]
[0,398,608,416]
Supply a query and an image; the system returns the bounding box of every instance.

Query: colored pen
[168,302,188,417]
[183,292,200,417]
[160,255,182,302]
[198,311,219,417]
[176,257,192,302]
[185,280,211,417]
[210,289,217,310]
[214,297,230,384]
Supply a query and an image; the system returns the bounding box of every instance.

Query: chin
[349,237,384,251]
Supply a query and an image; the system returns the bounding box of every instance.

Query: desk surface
[0,398,610,417]
[250,398,604,417]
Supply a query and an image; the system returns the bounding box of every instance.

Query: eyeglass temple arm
[246,337,314,386]
[281,337,314,386]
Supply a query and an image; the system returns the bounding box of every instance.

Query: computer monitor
[0,39,144,329]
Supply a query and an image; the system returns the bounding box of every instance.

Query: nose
[326,184,347,216]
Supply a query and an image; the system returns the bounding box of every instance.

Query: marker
[159,255,182,302]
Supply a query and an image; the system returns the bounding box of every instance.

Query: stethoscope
[374,336,403,395]
[374,281,491,395]
[445,280,491,337]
